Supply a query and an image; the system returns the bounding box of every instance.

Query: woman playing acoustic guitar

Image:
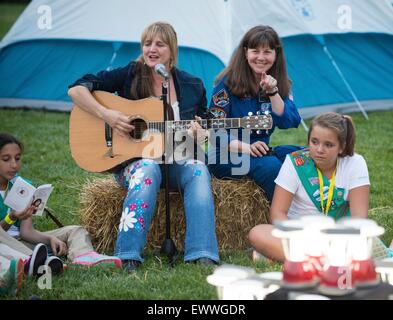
[68,21,219,272]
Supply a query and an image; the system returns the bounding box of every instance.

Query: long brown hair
[130,21,178,99]
[308,112,356,157]
[216,25,291,98]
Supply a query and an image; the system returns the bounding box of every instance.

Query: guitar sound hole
[129,118,147,140]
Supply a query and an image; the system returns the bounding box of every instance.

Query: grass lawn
[1,108,392,300]
[1,2,393,301]
[0,2,26,39]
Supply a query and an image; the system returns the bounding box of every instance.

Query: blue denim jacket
[69,61,207,120]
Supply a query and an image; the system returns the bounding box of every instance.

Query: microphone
[154,64,169,79]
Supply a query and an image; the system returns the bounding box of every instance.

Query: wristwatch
[266,87,278,97]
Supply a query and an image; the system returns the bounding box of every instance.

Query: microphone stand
[160,77,177,266]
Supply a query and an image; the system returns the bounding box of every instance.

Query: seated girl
[249,112,373,261]
[0,133,121,269]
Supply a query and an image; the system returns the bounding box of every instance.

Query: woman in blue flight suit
[208,25,302,202]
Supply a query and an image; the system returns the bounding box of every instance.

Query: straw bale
[78,176,269,254]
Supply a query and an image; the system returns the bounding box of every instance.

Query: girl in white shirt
[248,112,370,261]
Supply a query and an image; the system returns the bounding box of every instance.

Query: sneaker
[372,237,393,260]
[44,256,64,276]
[25,243,48,277]
[0,258,24,297]
[72,251,122,268]
[122,259,141,273]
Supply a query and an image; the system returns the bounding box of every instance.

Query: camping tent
[0,0,392,118]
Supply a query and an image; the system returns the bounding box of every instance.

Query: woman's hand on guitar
[104,109,135,137]
[188,116,209,144]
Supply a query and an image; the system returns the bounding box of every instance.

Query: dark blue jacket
[69,61,207,120]
[209,77,301,145]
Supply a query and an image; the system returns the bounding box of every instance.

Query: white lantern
[375,258,393,285]
[272,219,318,288]
[300,215,335,274]
[318,226,358,296]
[224,277,272,300]
[206,264,256,300]
[339,218,384,288]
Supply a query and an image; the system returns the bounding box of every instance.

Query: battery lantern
[272,219,318,288]
[339,218,384,288]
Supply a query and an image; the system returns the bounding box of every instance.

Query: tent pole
[301,118,309,131]
[322,45,369,120]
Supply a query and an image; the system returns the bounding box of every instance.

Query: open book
[4,177,53,217]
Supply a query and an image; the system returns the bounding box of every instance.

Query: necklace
[316,160,339,215]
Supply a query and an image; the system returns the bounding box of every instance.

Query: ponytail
[341,115,355,156]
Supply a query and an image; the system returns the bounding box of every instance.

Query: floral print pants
[114,159,219,263]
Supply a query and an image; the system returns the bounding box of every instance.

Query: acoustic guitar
[69,91,273,173]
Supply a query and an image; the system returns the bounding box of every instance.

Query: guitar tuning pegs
[256,111,261,115]
[264,110,270,115]
[248,112,253,116]
[256,130,262,134]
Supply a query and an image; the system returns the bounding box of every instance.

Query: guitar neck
[147,118,242,132]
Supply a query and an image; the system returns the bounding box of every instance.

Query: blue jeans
[210,145,303,202]
[114,159,219,263]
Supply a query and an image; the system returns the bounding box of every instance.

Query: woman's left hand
[260,72,277,92]
[188,116,209,144]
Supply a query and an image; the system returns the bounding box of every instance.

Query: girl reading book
[0,133,121,271]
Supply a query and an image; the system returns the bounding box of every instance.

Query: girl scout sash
[289,149,350,220]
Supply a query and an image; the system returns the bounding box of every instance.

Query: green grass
[0,3,26,39]
[1,108,392,300]
[1,2,393,301]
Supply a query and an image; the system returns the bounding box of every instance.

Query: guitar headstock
[240,114,273,130]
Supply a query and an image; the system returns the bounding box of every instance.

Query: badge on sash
[308,177,319,185]
[294,156,305,166]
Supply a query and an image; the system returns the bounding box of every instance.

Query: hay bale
[78,176,269,254]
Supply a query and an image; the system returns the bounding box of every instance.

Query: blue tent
[1,0,392,118]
